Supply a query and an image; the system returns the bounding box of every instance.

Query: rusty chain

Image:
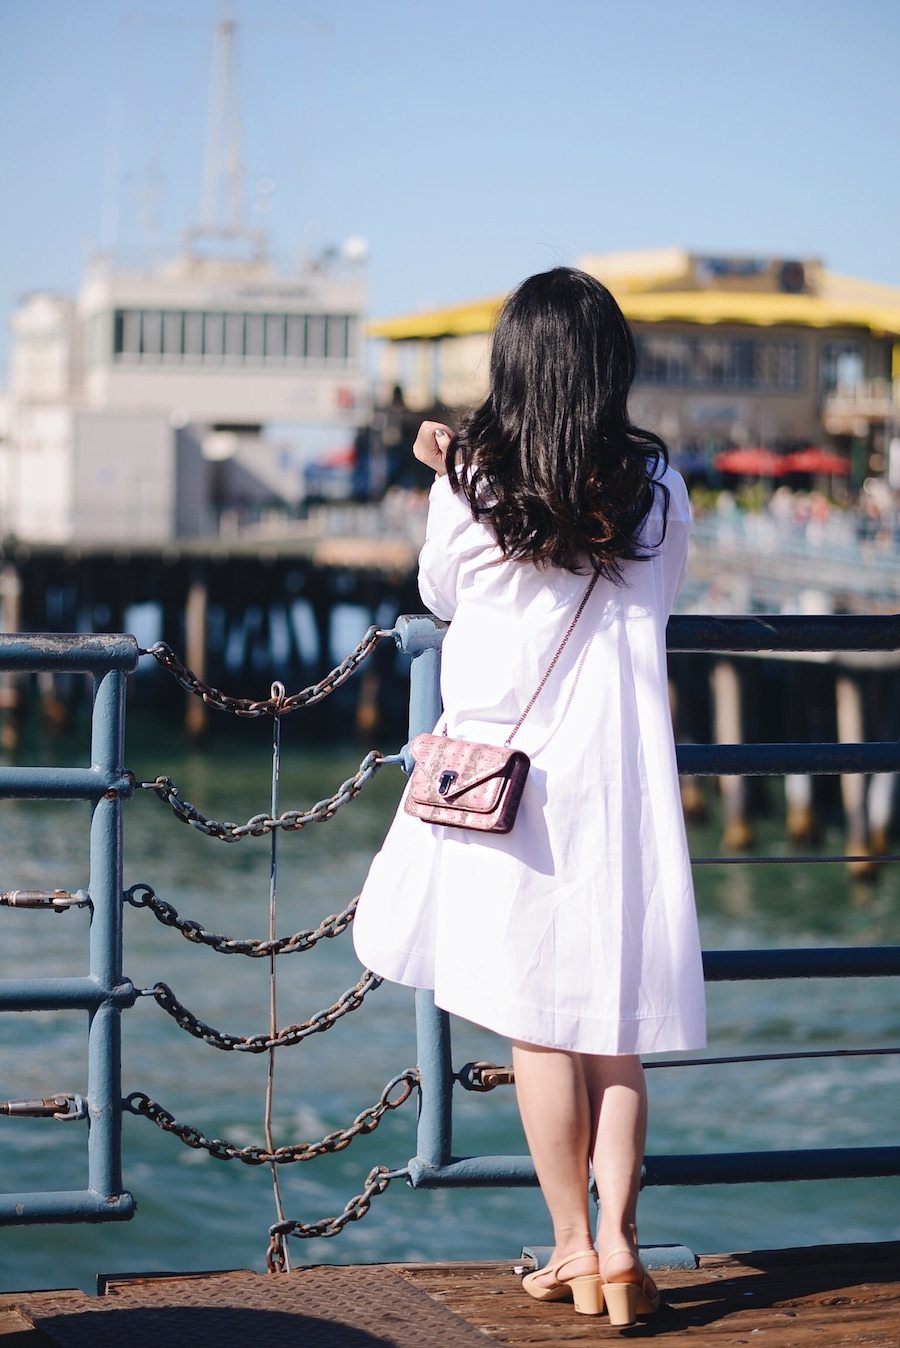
[136,750,393,841]
[132,627,411,1271]
[142,626,391,718]
[146,970,382,1051]
[124,1069,418,1166]
[267,1163,406,1265]
[125,883,359,957]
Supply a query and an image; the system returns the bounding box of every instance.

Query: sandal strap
[550,1247,599,1277]
[601,1248,639,1280]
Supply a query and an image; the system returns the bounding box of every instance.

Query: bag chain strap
[502,572,600,748]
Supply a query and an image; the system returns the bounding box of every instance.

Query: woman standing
[353,267,705,1326]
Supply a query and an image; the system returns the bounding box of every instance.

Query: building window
[115,310,141,357]
[162,310,183,357]
[820,341,864,392]
[109,308,358,368]
[265,314,286,360]
[732,339,755,386]
[245,313,265,359]
[140,311,162,357]
[326,315,348,362]
[306,315,326,360]
[224,313,244,358]
[184,312,204,358]
[286,315,305,359]
[204,312,224,359]
[635,333,803,392]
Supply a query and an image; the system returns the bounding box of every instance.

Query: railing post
[394,615,455,1171]
[0,635,138,1223]
[87,667,129,1205]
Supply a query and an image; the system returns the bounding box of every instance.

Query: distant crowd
[694,479,900,556]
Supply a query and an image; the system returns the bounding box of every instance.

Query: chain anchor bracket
[458,1061,515,1091]
[0,889,89,912]
[1,1094,87,1121]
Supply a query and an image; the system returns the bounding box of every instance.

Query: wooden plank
[395,1244,900,1346]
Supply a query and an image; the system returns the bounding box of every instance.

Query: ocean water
[0,707,897,1295]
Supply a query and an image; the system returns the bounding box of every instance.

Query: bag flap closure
[408,734,528,814]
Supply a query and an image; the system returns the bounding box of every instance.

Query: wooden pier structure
[0,523,423,739]
[0,520,897,851]
[2,1242,898,1345]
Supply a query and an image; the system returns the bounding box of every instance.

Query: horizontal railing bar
[457,1046,899,1091]
[0,767,133,801]
[0,1189,134,1224]
[396,613,900,661]
[0,978,136,1011]
[409,1146,900,1189]
[644,1046,900,1069]
[693,853,900,866]
[677,742,900,775]
[702,948,900,980]
[407,1155,536,1188]
[0,634,140,674]
[666,614,900,653]
[642,1146,900,1186]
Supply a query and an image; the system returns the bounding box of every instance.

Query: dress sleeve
[417,476,495,620]
[660,468,692,614]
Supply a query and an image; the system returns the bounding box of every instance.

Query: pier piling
[835,671,876,877]
[711,658,754,850]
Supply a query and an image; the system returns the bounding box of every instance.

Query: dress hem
[355,946,706,1056]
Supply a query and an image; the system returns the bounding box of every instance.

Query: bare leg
[512,1040,598,1284]
[584,1054,647,1281]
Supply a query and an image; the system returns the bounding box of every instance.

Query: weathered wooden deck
[1,1242,897,1346]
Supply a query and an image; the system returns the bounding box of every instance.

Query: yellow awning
[618,289,900,334]
[369,277,900,341]
[369,297,505,340]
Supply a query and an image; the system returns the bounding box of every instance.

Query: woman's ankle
[597,1223,640,1280]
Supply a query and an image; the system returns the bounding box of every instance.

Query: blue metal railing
[0,618,896,1226]
[0,635,139,1223]
[396,613,900,1192]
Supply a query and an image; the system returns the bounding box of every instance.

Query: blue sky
[1,0,898,376]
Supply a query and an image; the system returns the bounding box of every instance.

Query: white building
[2,249,368,543]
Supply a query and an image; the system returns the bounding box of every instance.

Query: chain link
[142,627,390,718]
[147,970,382,1051]
[137,751,390,841]
[133,626,409,1269]
[123,1069,418,1166]
[125,883,359,957]
[267,1164,402,1254]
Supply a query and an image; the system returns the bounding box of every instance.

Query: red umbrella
[318,446,356,469]
[713,447,786,477]
[781,447,851,476]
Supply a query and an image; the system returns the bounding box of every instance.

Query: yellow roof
[369,268,900,341]
[370,296,505,340]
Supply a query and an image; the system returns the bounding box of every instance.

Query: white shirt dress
[353,464,706,1055]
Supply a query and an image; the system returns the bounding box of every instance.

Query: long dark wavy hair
[448,267,669,578]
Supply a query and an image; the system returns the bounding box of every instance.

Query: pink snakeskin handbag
[404,733,530,833]
[404,572,599,834]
